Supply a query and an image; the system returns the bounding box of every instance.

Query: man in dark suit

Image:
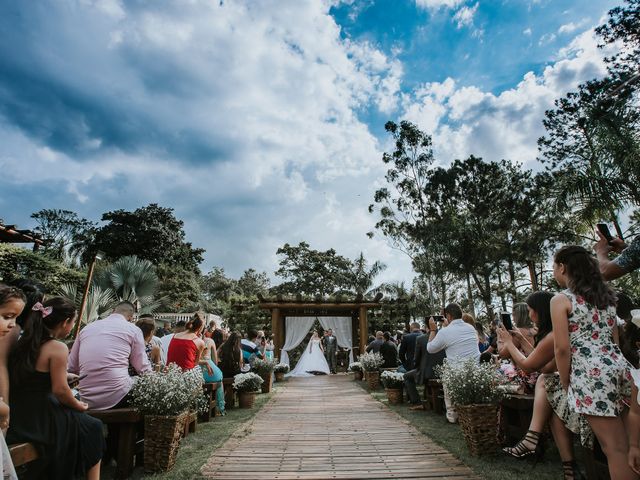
[404,332,446,407]
[398,322,422,371]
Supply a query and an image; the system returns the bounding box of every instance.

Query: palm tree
[344,253,387,298]
[59,283,117,325]
[95,256,164,313]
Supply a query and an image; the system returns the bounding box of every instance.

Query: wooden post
[359,306,368,356]
[271,308,281,360]
[351,314,359,359]
[73,255,98,339]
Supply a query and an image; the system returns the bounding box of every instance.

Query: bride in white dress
[287,331,330,377]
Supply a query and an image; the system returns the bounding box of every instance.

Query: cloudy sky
[0,0,619,283]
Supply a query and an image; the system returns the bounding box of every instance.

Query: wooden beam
[271,308,281,361]
[259,302,381,310]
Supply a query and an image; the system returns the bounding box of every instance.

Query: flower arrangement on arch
[348,362,362,373]
[273,363,290,374]
[380,370,405,389]
[129,364,203,416]
[232,372,264,393]
[359,352,384,372]
[436,358,504,406]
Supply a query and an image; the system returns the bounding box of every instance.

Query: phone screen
[500,312,514,331]
[597,223,613,243]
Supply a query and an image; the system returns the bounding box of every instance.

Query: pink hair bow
[32,302,53,318]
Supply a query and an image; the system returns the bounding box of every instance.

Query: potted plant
[273,363,290,382]
[437,358,504,456]
[380,370,405,404]
[233,372,264,408]
[360,352,384,390]
[251,358,276,393]
[129,364,203,472]
[348,361,363,381]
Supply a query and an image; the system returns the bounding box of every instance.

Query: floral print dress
[564,290,627,417]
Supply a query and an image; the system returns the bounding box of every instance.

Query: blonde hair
[462,313,475,326]
[512,303,532,328]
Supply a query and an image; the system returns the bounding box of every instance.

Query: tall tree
[30,209,95,263]
[346,253,386,297]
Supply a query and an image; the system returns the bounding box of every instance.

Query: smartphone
[431,314,444,323]
[500,312,514,331]
[597,223,614,244]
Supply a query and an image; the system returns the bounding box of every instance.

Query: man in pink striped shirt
[68,301,151,410]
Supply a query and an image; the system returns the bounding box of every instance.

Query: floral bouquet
[273,363,290,374]
[359,352,384,372]
[497,361,538,394]
[380,370,405,389]
[436,358,503,406]
[130,364,203,416]
[251,358,277,377]
[232,372,264,393]
[348,362,363,373]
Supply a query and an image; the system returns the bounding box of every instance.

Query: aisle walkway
[201,375,478,480]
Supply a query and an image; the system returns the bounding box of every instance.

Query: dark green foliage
[155,263,203,313]
[30,209,95,263]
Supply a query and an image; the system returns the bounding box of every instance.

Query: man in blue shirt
[241,329,264,367]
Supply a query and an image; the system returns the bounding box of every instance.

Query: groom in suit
[322,329,338,374]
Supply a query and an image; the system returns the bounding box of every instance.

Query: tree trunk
[471,271,494,320]
[610,212,624,241]
[507,257,517,304]
[465,272,476,317]
[527,261,539,291]
[496,266,507,311]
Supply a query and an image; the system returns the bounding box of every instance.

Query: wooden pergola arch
[258,295,383,361]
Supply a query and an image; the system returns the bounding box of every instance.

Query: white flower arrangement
[348,362,363,373]
[129,364,203,416]
[380,370,405,389]
[359,352,384,372]
[273,363,290,374]
[251,358,277,376]
[436,358,503,406]
[233,372,264,393]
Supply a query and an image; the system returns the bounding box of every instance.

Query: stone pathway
[201,374,479,480]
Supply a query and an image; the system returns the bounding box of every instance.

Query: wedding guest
[68,301,151,409]
[160,320,187,359]
[462,313,475,326]
[399,323,422,371]
[475,323,491,353]
[552,245,635,480]
[366,331,384,354]
[155,321,171,338]
[8,297,104,479]
[512,302,536,347]
[405,329,445,409]
[379,332,399,369]
[219,331,244,377]
[625,309,640,474]
[595,232,640,280]
[427,303,479,423]
[202,334,225,415]
[136,317,162,368]
[241,330,264,367]
[167,312,213,376]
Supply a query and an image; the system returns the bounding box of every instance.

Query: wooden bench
[500,394,534,444]
[9,442,38,469]
[223,378,235,409]
[87,408,142,480]
[182,411,197,438]
[200,382,220,422]
[424,379,445,414]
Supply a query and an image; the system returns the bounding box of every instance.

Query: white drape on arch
[318,316,354,364]
[280,316,316,366]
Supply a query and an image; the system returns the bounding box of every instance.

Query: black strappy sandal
[502,430,544,462]
[562,461,585,480]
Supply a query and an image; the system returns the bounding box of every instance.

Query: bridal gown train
[287,339,330,377]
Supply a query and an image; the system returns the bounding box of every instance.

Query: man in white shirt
[426,302,480,423]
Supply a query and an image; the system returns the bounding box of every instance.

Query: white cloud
[415,0,465,10]
[539,32,556,45]
[523,27,532,36]
[452,2,479,29]
[558,18,588,35]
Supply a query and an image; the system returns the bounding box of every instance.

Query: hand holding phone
[596,223,614,244]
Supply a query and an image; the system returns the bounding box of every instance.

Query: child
[551,245,637,480]
[7,297,104,479]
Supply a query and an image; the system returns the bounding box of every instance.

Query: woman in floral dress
[552,245,636,480]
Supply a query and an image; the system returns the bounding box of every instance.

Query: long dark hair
[7,279,44,328]
[185,312,205,333]
[0,284,27,307]
[554,245,616,309]
[526,290,554,346]
[219,331,241,373]
[10,297,76,382]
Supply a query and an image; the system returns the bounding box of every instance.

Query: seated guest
[366,331,384,354]
[462,312,475,326]
[427,303,480,423]
[68,301,151,409]
[202,334,225,415]
[380,332,399,368]
[399,323,422,372]
[8,298,104,479]
[136,317,162,368]
[241,329,264,367]
[405,329,445,408]
[219,331,244,377]
[166,312,213,376]
[475,322,491,353]
[160,320,186,360]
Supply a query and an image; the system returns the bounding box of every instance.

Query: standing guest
[0,285,25,480]
[135,317,162,369]
[399,323,422,372]
[595,232,639,280]
[265,335,275,360]
[166,313,213,376]
[405,329,445,409]
[160,320,187,360]
[552,245,636,480]
[8,298,104,479]
[475,323,491,353]
[68,301,151,410]
[427,303,480,423]
[241,330,264,367]
[379,332,399,369]
[219,331,244,377]
[366,331,385,354]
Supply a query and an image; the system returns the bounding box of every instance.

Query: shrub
[232,372,263,393]
[380,370,405,389]
[251,358,276,376]
[436,358,504,406]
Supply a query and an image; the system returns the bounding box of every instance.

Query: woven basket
[353,371,363,381]
[365,370,380,390]
[275,372,285,382]
[455,403,499,456]
[385,388,403,404]
[238,391,256,408]
[261,374,273,393]
[144,411,189,472]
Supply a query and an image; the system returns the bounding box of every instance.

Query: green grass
[359,383,565,480]
[103,387,275,480]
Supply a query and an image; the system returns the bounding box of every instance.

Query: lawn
[358,382,569,480]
